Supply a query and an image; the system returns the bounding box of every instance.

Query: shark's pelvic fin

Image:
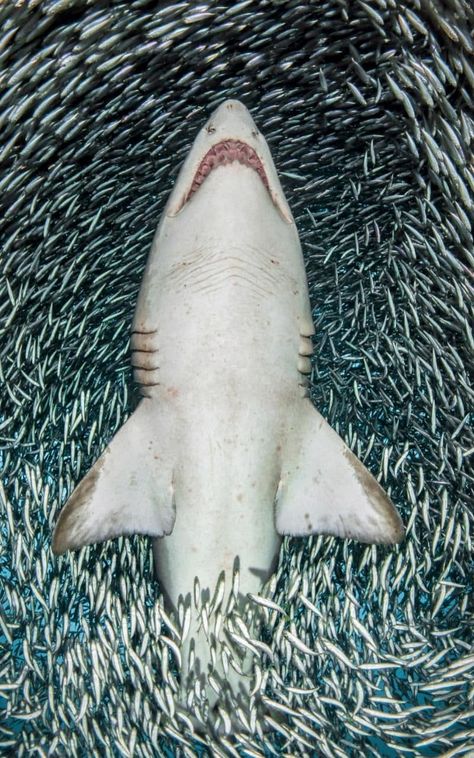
[52,402,175,554]
[276,403,404,544]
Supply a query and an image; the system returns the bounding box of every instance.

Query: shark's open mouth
[186,139,270,204]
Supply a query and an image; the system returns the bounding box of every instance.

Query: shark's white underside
[53,100,403,701]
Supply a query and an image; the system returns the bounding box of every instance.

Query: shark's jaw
[166,100,294,223]
[185,139,270,206]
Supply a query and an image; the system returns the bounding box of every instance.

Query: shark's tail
[171,574,261,732]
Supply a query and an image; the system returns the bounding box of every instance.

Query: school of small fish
[0,0,473,755]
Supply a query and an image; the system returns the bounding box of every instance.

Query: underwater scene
[0,0,473,756]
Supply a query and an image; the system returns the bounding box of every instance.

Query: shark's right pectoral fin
[276,402,404,544]
[52,402,176,555]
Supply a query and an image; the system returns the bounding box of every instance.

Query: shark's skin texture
[53,100,404,705]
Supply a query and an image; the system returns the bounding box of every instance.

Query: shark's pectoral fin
[276,403,404,544]
[52,402,175,554]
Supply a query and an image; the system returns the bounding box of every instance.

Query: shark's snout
[206,99,259,140]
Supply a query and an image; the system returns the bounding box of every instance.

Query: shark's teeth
[186,139,270,204]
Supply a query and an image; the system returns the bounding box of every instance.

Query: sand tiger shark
[53,100,403,705]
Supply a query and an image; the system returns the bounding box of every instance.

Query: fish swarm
[0,0,473,756]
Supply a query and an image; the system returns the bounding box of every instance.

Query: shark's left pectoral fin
[52,402,176,555]
[276,403,404,544]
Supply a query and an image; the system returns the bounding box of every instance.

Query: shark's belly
[152,416,283,608]
[146,283,299,606]
[132,231,309,606]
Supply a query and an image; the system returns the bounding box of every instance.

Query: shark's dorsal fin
[52,402,176,554]
[276,403,404,544]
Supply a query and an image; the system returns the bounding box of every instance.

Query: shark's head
[165,100,293,223]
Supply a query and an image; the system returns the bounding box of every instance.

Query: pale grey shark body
[53,100,403,706]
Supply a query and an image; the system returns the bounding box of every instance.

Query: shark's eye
[206,125,216,134]
[251,129,259,138]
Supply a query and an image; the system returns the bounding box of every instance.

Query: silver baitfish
[0,0,473,756]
